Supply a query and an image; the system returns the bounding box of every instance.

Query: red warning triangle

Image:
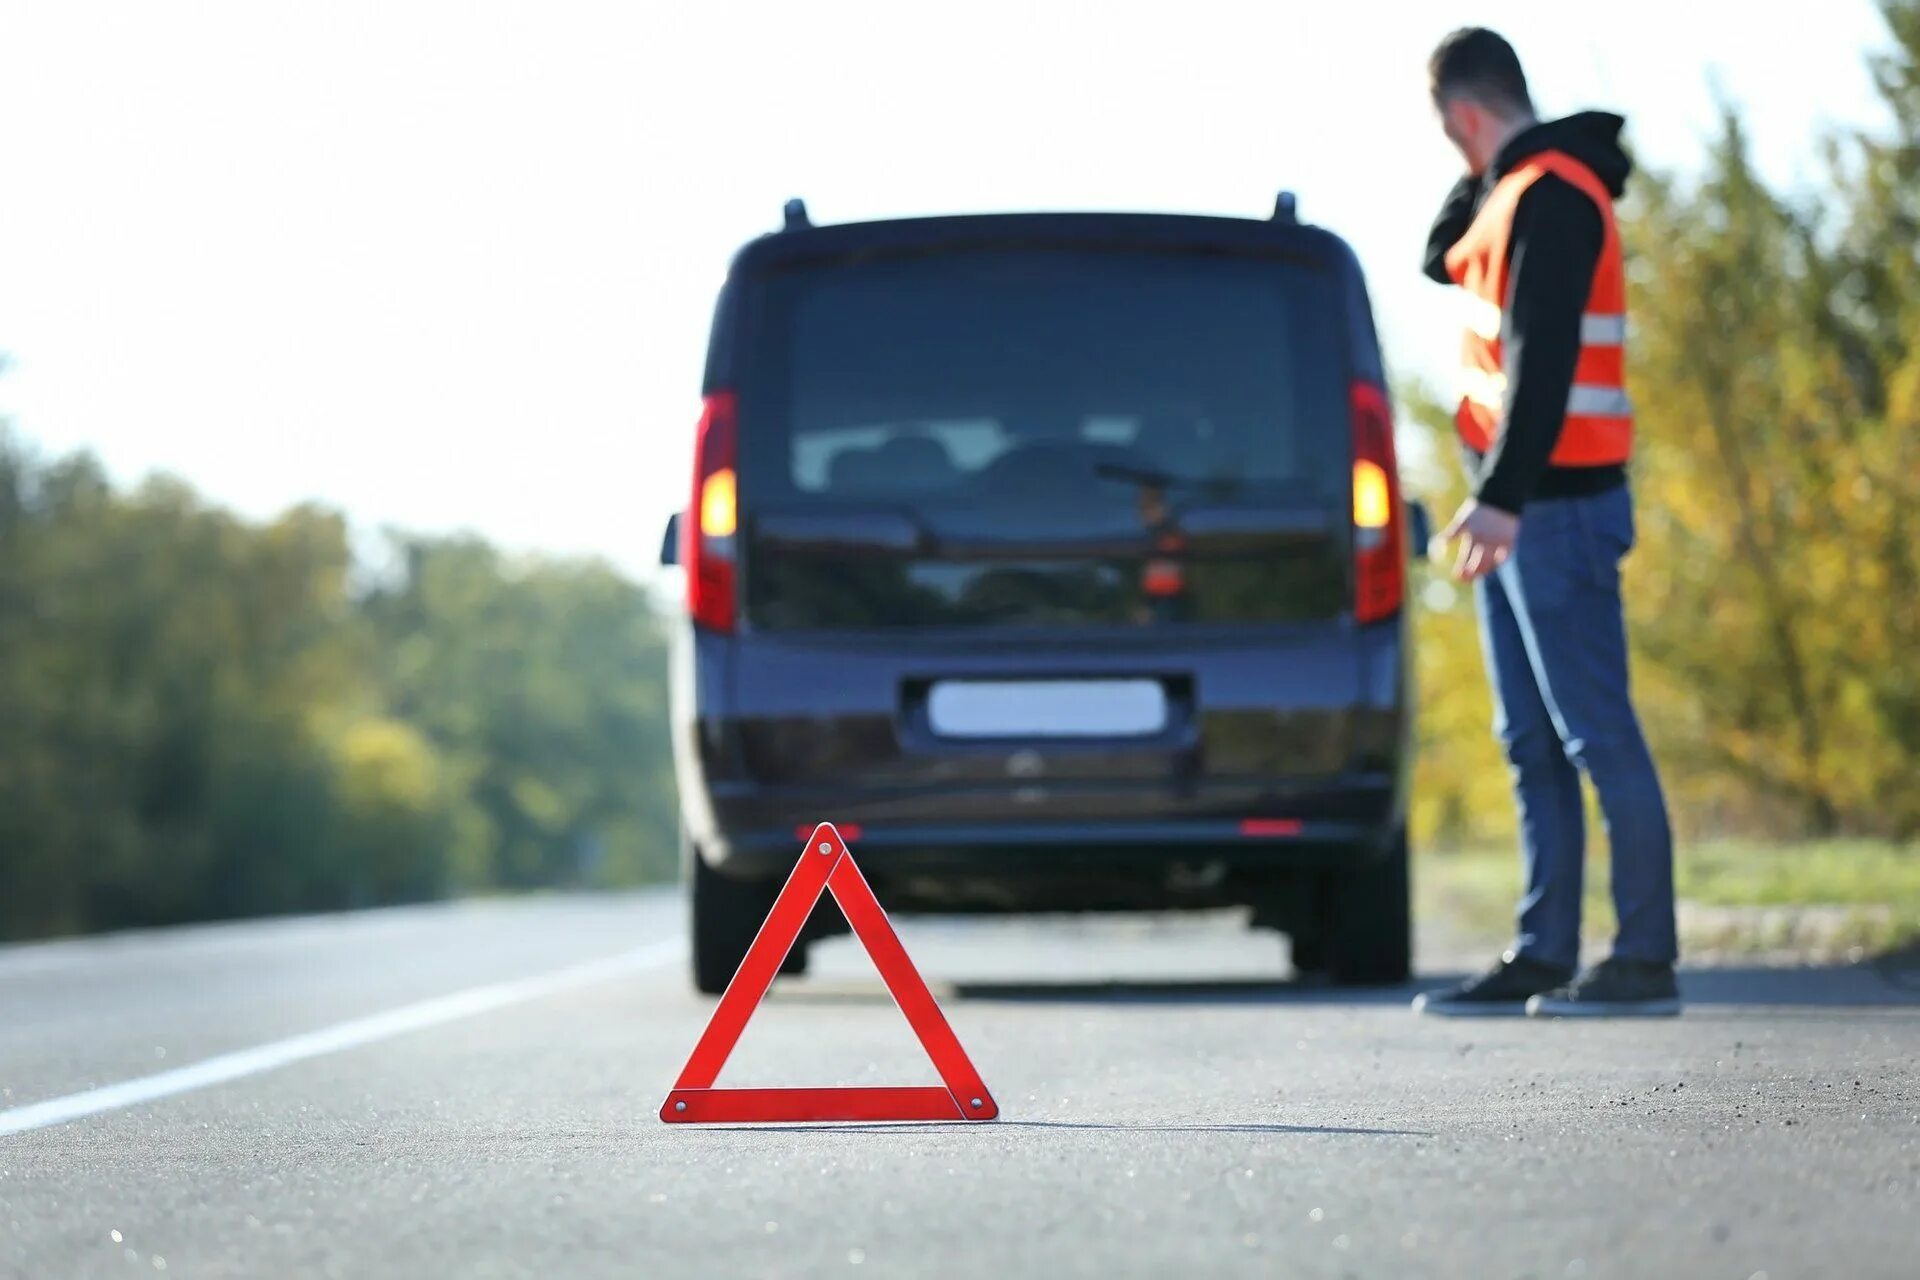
[660,822,998,1124]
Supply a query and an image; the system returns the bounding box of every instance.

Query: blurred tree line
[5,4,1914,939]
[0,434,677,941]
[1409,0,1920,848]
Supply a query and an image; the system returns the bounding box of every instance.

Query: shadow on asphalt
[769,976,1439,1008]
[1677,960,1920,1009]
[944,978,1436,1006]
[771,960,1919,1009]
[685,1121,1431,1137]
[952,965,1920,1008]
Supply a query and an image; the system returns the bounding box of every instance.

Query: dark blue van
[663,197,1426,993]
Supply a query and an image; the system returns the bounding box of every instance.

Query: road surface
[3,891,1917,1278]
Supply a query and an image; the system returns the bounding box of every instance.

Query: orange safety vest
[1443,150,1633,466]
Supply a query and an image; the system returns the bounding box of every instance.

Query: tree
[0,427,680,941]
[359,534,679,892]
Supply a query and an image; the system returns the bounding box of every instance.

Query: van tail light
[686,390,739,633]
[1350,379,1404,624]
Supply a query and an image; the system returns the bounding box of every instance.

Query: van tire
[687,833,797,995]
[1324,829,1413,985]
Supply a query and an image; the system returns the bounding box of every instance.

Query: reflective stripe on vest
[1463,294,1628,347]
[1458,367,1635,419]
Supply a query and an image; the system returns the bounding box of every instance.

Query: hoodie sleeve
[1472,174,1606,515]
[1422,174,1481,285]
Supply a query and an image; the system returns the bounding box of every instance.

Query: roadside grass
[1416,838,1920,962]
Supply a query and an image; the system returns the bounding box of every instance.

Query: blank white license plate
[926,680,1168,739]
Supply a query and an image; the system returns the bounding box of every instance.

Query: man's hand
[1432,499,1521,582]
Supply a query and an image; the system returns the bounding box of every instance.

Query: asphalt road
[3,891,1917,1279]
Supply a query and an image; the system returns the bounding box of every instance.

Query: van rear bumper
[696,771,1399,880]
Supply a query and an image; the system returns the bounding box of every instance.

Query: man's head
[1429,27,1536,174]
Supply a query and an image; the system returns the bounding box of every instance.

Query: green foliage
[358,535,679,892]
[1622,0,1920,838]
[1406,0,1920,847]
[0,431,676,941]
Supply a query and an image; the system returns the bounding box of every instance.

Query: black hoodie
[1422,111,1634,514]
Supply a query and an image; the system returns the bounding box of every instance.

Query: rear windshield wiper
[1094,461,1179,487]
[1094,461,1244,499]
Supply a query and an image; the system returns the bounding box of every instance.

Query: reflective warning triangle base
[660,823,998,1124]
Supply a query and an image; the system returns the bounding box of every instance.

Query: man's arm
[1422,174,1482,284]
[1472,176,1605,515]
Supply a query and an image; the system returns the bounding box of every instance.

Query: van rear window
[740,248,1349,508]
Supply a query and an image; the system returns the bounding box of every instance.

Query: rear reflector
[1240,819,1304,838]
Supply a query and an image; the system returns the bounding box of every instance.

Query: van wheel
[1324,829,1412,985]
[686,834,797,995]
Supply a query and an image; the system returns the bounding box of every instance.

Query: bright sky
[0,0,1895,580]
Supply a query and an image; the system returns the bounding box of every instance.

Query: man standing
[1413,27,1680,1017]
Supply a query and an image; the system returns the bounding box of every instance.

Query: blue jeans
[1473,484,1677,969]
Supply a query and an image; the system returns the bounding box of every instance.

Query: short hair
[1429,27,1533,116]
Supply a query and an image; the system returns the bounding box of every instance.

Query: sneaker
[1525,957,1682,1018]
[1411,952,1574,1017]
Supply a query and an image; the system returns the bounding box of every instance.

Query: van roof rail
[783,198,811,231]
[1271,190,1298,223]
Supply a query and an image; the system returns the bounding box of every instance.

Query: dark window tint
[744,248,1347,510]
[737,247,1354,630]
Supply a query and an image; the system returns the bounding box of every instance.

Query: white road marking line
[0,938,684,1138]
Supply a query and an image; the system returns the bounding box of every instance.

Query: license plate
[926,680,1168,739]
